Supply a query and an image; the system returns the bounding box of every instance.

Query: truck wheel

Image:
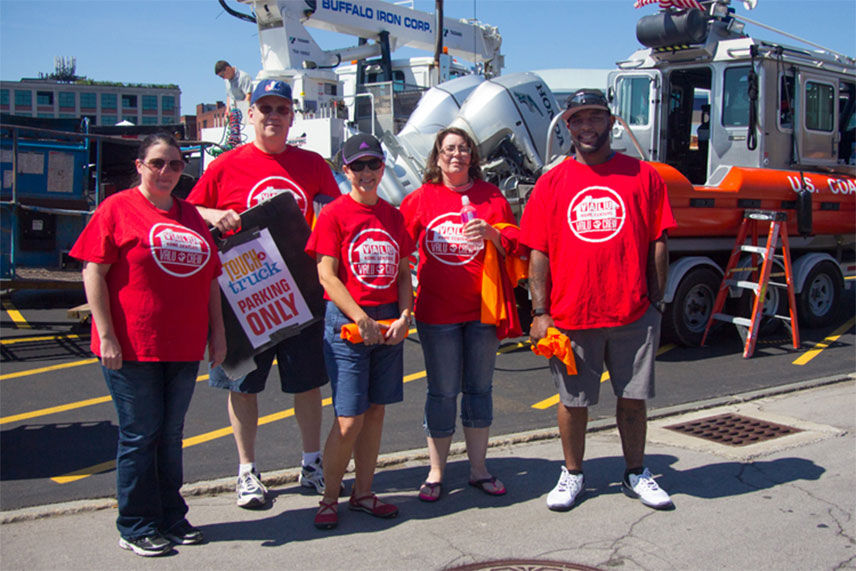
[798,261,842,328]
[662,267,720,346]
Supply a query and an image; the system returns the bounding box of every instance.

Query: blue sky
[1,0,854,116]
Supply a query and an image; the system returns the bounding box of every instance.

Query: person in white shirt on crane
[214,60,252,109]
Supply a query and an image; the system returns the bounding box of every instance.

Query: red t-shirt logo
[149,223,212,277]
[247,176,308,215]
[567,186,626,243]
[424,212,481,266]
[348,228,400,290]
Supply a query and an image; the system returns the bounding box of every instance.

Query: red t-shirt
[186,143,340,224]
[520,153,677,329]
[70,188,221,361]
[400,179,517,324]
[306,194,415,306]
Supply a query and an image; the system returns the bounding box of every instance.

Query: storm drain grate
[665,413,802,446]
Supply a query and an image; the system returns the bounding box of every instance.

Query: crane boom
[237,0,502,75]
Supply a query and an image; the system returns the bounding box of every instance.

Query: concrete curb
[3,372,853,524]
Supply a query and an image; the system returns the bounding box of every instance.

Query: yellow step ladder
[701,210,800,358]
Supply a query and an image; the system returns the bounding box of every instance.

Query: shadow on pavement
[195,452,826,546]
[0,421,116,482]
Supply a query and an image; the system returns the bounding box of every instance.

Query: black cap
[562,89,610,121]
[341,133,384,164]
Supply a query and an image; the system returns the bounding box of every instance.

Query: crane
[233,0,503,78]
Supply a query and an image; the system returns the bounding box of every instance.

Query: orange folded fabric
[531,327,577,375]
[480,223,524,340]
[340,319,397,343]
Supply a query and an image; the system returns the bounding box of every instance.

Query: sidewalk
[2,376,854,570]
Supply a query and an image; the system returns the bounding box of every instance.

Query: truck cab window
[722,66,750,127]
[615,76,650,126]
[839,81,855,164]
[779,75,795,130]
[805,81,835,132]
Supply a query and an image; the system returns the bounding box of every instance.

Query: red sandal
[314,499,338,530]
[348,492,399,518]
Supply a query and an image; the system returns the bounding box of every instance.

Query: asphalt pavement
[1,374,853,570]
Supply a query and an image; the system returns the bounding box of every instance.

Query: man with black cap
[520,89,677,512]
[188,78,340,509]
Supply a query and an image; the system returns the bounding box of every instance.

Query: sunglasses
[347,157,383,172]
[141,158,185,173]
[255,104,291,115]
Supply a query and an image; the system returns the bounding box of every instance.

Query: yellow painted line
[2,299,31,329]
[531,343,677,410]
[792,317,855,366]
[404,370,427,382]
[0,395,113,425]
[52,371,430,484]
[52,460,117,484]
[498,341,529,354]
[2,374,210,425]
[0,358,99,380]
[532,394,560,410]
[1,333,81,346]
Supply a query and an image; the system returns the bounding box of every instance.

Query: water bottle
[460,195,478,246]
[460,195,476,224]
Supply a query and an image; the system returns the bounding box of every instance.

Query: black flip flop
[468,476,506,496]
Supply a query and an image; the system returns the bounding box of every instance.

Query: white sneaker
[236,469,268,509]
[546,466,584,511]
[623,467,672,509]
[299,457,326,494]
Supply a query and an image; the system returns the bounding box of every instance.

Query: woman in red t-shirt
[71,134,225,557]
[400,127,517,502]
[305,133,414,530]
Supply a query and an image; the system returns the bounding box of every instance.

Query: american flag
[634,0,704,9]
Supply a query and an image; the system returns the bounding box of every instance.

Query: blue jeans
[323,302,404,416]
[102,361,198,539]
[417,320,499,437]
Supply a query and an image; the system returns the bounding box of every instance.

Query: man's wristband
[531,308,550,318]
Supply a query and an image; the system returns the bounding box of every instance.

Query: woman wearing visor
[306,133,415,529]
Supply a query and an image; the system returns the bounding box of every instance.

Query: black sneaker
[164,521,204,545]
[118,534,171,557]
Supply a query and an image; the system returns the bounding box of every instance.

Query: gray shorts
[550,304,660,407]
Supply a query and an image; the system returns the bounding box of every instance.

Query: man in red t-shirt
[187,79,340,509]
[521,89,677,512]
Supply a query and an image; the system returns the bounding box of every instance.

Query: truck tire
[662,266,720,346]
[797,261,842,328]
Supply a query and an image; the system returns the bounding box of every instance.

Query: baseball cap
[341,133,385,164]
[250,79,293,105]
[562,89,610,121]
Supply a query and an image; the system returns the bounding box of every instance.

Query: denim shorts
[551,304,660,407]
[416,320,499,437]
[208,319,328,394]
[323,302,404,417]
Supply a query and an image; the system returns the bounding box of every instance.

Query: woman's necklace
[447,179,473,193]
